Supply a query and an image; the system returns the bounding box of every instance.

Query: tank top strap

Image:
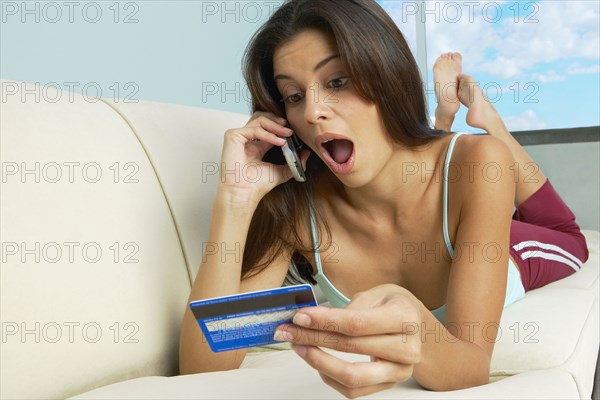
[307,196,324,275]
[443,132,468,258]
[307,190,351,307]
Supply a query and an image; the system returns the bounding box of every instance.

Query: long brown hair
[240,0,446,283]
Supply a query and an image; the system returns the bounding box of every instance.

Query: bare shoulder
[449,133,515,188]
[452,133,513,165]
[448,135,515,207]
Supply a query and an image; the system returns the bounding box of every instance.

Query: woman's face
[272,29,396,188]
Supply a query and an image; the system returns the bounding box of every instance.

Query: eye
[327,77,349,89]
[279,92,304,104]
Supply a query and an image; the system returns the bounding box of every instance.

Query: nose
[303,83,333,125]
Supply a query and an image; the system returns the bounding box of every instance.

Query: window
[379,0,600,132]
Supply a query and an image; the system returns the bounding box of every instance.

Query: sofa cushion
[0,80,191,399]
[544,230,599,292]
[72,349,580,399]
[490,230,600,398]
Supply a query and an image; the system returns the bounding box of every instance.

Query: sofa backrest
[102,99,250,281]
[0,79,248,399]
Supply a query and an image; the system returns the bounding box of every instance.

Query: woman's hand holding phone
[219,111,310,203]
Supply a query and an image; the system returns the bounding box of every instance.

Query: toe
[461,73,475,83]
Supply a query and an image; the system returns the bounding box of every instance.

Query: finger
[320,373,396,399]
[293,345,411,389]
[277,324,420,364]
[248,112,287,126]
[292,303,419,336]
[226,126,286,148]
[249,137,281,159]
[249,116,293,138]
[251,126,288,146]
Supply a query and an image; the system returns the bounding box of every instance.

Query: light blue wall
[1,1,284,114]
[525,142,600,231]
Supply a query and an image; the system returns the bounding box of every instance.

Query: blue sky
[378,0,600,132]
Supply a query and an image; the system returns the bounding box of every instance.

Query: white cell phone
[281,133,307,182]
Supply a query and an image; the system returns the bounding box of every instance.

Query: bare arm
[179,112,310,374]
[179,192,289,374]
[412,135,516,390]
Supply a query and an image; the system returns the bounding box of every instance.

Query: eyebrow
[274,53,340,81]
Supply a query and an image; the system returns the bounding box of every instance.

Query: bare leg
[457,74,547,207]
[433,52,462,132]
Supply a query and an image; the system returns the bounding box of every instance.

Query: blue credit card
[189,284,318,352]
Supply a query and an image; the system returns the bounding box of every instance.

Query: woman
[179,0,589,396]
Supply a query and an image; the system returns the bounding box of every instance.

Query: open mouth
[320,138,355,174]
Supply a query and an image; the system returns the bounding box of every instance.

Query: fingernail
[273,329,286,342]
[293,313,311,327]
[292,344,307,357]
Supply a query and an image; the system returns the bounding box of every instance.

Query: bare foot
[457,73,547,206]
[433,52,462,131]
[457,73,501,132]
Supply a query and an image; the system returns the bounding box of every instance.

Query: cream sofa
[1,79,598,399]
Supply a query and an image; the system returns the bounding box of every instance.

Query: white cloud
[418,1,600,79]
[567,64,600,75]
[478,57,523,79]
[503,109,546,131]
[531,70,566,83]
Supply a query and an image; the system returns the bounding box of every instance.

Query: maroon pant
[509,179,589,291]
